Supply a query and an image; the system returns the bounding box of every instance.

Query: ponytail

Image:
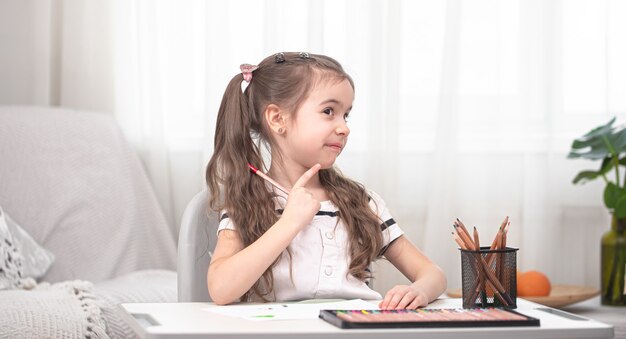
[207,73,254,208]
[206,73,280,301]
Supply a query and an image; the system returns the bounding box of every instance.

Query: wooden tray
[446,284,600,308]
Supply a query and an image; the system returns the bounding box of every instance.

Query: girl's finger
[406,298,422,310]
[380,286,404,309]
[292,164,321,189]
[380,290,394,309]
[385,291,404,310]
[395,292,415,309]
[379,293,390,309]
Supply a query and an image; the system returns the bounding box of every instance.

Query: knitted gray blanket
[0,270,176,338]
[0,280,108,339]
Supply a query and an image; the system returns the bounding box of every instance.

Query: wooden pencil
[480,256,514,305]
[473,227,488,307]
[485,216,508,263]
[454,228,484,306]
[470,218,505,299]
[453,224,475,249]
[452,232,465,249]
[454,219,513,307]
[499,222,509,290]
[455,218,474,246]
[455,225,510,307]
[490,216,509,248]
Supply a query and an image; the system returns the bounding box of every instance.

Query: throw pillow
[0,206,54,287]
[0,207,24,289]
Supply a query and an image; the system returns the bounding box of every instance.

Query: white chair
[177,188,220,302]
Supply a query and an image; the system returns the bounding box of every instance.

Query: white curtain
[2,0,626,293]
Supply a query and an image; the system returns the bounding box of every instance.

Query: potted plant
[568,117,626,306]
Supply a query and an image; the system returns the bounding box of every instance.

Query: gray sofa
[0,106,178,338]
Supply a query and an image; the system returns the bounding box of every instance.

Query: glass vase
[601,216,626,306]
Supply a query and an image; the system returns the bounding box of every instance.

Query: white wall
[0,0,114,113]
[0,0,53,105]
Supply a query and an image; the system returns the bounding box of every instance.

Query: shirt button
[325,231,334,240]
[324,267,333,276]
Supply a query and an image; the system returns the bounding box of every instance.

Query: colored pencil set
[319,308,540,328]
[451,217,517,308]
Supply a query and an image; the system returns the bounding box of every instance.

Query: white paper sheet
[203,299,378,321]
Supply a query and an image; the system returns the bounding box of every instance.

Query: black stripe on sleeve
[315,211,339,217]
[276,209,338,217]
[222,209,338,222]
[378,236,401,257]
[380,218,396,230]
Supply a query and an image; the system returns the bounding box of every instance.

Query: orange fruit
[517,270,551,297]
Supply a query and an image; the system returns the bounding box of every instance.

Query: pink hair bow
[240,64,258,83]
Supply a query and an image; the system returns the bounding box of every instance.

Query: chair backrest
[177,188,219,302]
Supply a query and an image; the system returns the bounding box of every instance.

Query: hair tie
[274,53,285,63]
[240,64,258,83]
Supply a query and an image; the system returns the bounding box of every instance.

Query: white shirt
[217,190,403,302]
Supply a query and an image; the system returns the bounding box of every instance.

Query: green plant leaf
[567,147,613,160]
[611,128,626,152]
[568,117,626,213]
[584,117,616,138]
[604,182,623,209]
[600,156,615,175]
[615,195,626,218]
[572,170,601,184]
[569,135,608,151]
[572,157,615,184]
[568,118,617,160]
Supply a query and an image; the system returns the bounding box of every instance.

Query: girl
[206,52,446,309]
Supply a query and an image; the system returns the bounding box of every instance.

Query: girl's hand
[379,285,429,310]
[281,164,322,230]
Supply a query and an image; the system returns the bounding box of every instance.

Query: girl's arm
[379,235,447,309]
[207,218,301,305]
[207,164,321,305]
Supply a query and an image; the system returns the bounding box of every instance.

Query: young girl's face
[284,77,353,170]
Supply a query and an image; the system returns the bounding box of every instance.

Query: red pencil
[247,163,290,195]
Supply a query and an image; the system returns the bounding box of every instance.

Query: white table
[117,298,614,339]
[563,297,626,339]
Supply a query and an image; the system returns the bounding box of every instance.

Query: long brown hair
[206,52,384,301]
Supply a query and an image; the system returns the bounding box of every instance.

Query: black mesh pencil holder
[460,247,518,309]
